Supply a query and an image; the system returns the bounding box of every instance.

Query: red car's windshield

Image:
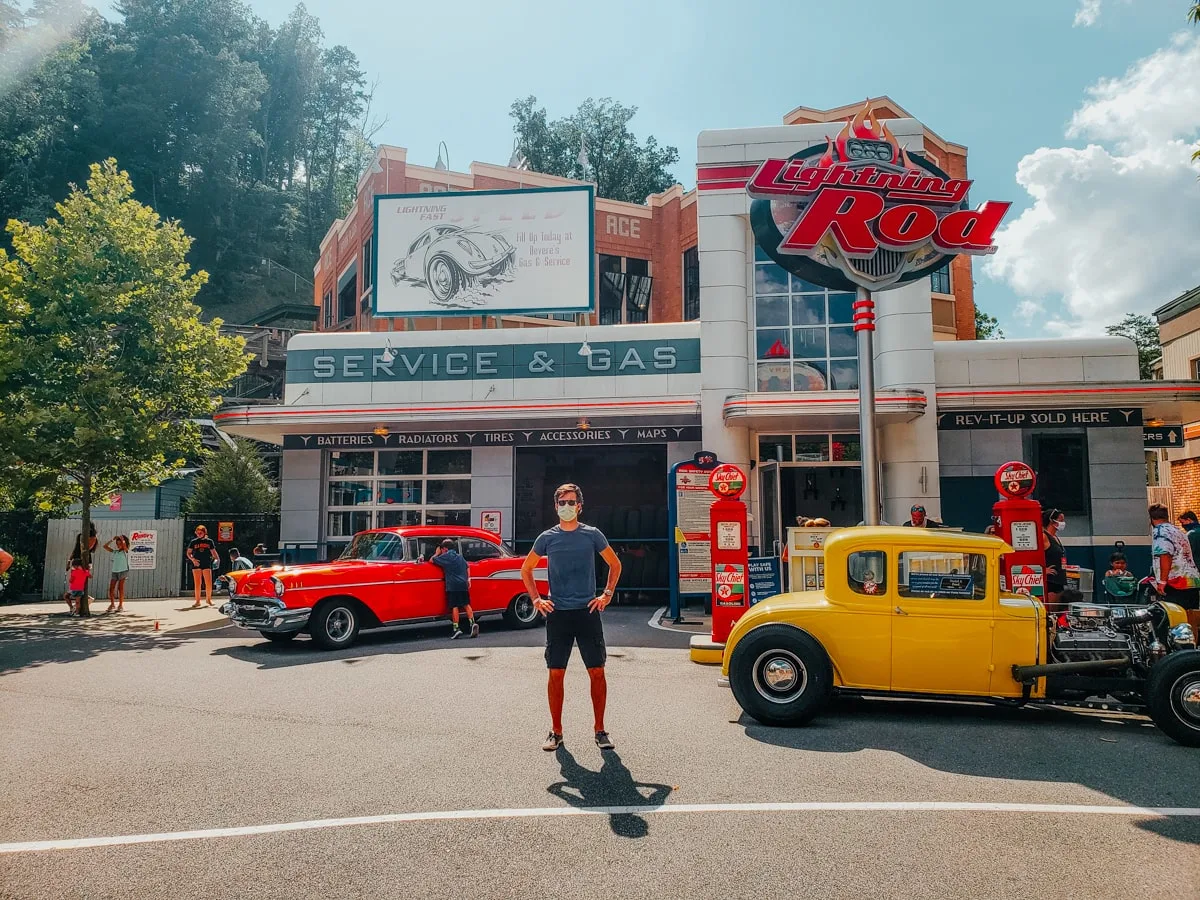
[338,532,405,561]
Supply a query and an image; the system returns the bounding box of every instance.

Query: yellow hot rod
[721,527,1200,746]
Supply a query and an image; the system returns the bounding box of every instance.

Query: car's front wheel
[728,625,834,727]
[503,593,542,629]
[1147,649,1200,747]
[260,630,300,644]
[309,600,361,651]
[426,255,460,301]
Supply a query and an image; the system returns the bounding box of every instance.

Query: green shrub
[1,552,38,601]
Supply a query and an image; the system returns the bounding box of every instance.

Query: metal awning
[215,397,701,445]
[723,389,927,431]
[935,381,1200,423]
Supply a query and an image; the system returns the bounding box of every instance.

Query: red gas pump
[709,464,750,643]
[991,461,1044,598]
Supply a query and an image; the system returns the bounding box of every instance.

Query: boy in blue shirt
[432,539,478,639]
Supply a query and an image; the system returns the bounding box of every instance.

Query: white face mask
[1054,519,1066,533]
[556,503,578,522]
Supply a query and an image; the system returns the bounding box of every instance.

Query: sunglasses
[555,499,578,507]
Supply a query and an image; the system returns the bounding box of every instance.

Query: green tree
[974,306,1005,340]
[186,438,278,514]
[0,160,248,614]
[1106,312,1160,379]
[510,96,680,204]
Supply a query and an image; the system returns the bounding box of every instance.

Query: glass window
[328,511,371,537]
[378,509,421,528]
[461,538,506,562]
[794,436,830,462]
[376,480,422,505]
[427,479,471,505]
[338,274,356,321]
[411,536,446,562]
[791,276,827,294]
[323,291,333,329]
[427,450,471,475]
[930,263,950,295]
[378,451,422,476]
[754,263,789,294]
[599,270,625,326]
[755,295,790,327]
[362,238,374,291]
[329,453,374,477]
[425,509,470,527]
[328,481,373,506]
[757,361,793,392]
[828,293,855,324]
[792,328,827,359]
[758,435,793,463]
[342,531,403,561]
[898,552,987,600]
[829,359,859,391]
[791,295,825,326]
[848,551,887,595]
[756,329,791,361]
[792,360,828,392]
[828,327,857,358]
[832,434,861,462]
[625,258,651,325]
[683,247,699,321]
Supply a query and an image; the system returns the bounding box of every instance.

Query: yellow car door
[891,549,995,695]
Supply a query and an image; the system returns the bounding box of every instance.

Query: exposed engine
[1050,602,1177,673]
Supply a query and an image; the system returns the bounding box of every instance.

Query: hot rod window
[898,552,987,600]
[848,551,887,595]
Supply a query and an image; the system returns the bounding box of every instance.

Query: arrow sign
[1144,426,1184,448]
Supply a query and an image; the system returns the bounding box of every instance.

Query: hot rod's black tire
[309,600,361,651]
[728,624,834,727]
[1146,649,1200,747]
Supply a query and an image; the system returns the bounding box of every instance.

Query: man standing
[1178,510,1200,569]
[521,483,622,753]
[1150,504,1200,610]
[229,548,254,571]
[432,539,477,639]
[902,504,942,528]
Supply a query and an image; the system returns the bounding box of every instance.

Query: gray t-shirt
[532,524,609,610]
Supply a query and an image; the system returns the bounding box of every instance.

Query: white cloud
[985,34,1200,336]
[1074,0,1102,27]
[1014,300,1044,323]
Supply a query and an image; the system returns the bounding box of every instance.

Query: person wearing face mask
[1041,508,1067,608]
[520,483,623,754]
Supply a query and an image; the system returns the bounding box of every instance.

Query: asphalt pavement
[0,607,1197,899]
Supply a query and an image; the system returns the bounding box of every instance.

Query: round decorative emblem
[708,464,748,500]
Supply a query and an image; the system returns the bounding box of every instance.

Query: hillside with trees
[0,0,379,323]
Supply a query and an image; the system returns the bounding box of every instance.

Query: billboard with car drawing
[372,185,594,318]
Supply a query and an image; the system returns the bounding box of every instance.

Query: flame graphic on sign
[816,100,914,170]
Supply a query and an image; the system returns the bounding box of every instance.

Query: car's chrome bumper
[220,597,311,633]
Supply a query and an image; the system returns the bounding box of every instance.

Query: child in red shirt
[67,561,90,615]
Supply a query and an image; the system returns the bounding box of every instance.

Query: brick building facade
[312,97,976,344]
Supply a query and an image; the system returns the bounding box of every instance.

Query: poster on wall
[129,530,157,570]
[373,186,594,318]
[480,510,502,535]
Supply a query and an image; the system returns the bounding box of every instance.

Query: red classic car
[220,526,548,650]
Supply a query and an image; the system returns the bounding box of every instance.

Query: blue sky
[123,0,1200,336]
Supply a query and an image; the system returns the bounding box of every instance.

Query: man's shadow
[547,746,672,839]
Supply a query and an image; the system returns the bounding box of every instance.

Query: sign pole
[854,286,881,525]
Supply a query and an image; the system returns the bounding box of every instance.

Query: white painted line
[647,606,672,631]
[4,801,1199,854]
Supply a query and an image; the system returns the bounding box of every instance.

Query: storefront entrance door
[759,462,782,560]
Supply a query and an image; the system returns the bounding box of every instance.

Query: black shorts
[545,608,606,670]
[446,590,471,611]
